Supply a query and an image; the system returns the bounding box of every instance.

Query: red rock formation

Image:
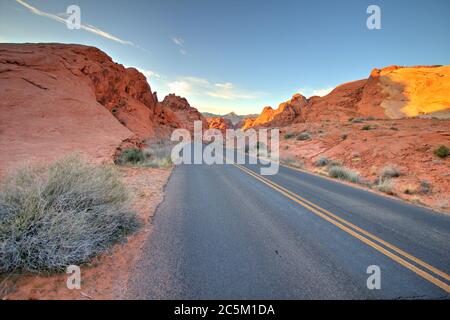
[0,43,208,174]
[250,94,308,128]
[159,94,208,133]
[206,117,233,133]
[245,65,450,129]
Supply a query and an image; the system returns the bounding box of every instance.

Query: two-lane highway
[127,161,450,299]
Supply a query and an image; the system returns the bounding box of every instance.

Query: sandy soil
[279,118,450,213]
[1,166,171,300]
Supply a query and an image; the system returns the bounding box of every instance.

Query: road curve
[127,161,450,299]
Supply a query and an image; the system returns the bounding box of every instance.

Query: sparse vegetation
[142,142,173,168]
[281,157,304,169]
[0,156,139,273]
[376,178,394,195]
[350,118,364,123]
[284,133,295,139]
[315,156,330,167]
[116,143,173,168]
[327,165,361,184]
[361,125,372,131]
[297,132,312,141]
[433,145,449,158]
[380,165,401,179]
[419,180,431,194]
[116,148,145,164]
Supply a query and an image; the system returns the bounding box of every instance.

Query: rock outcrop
[246,65,450,129]
[206,117,234,133]
[0,43,206,174]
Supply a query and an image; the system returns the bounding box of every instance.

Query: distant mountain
[202,111,258,125]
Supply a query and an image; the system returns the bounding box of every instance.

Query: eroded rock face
[250,94,309,128]
[0,43,208,174]
[0,43,135,175]
[159,94,208,133]
[245,65,450,129]
[206,117,234,133]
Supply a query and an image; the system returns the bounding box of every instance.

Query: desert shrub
[376,178,394,194]
[351,118,364,123]
[297,132,312,141]
[0,156,139,273]
[380,165,401,179]
[142,142,173,168]
[328,165,361,184]
[433,145,449,158]
[419,180,431,194]
[390,127,399,131]
[116,148,145,165]
[284,133,295,139]
[281,157,304,169]
[326,159,342,168]
[315,156,330,167]
[361,125,372,130]
[341,133,348,140]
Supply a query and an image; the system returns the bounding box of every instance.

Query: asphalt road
[127,160,450,299]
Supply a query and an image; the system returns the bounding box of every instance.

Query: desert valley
[0,42,449,299]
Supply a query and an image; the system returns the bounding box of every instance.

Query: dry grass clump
[380,165,401,179]
[327,165,361,184]
[0,156,139,273]
[281,157,305,169]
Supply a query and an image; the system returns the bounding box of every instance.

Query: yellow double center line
[233,163,450,293]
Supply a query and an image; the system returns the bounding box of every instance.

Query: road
[127,160,450,299]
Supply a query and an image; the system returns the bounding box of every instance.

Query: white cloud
[299,87,335,98]
[172,36,187,55]
[311,87,334,97]
[215,82,234,90]
[137,68,161,80]
[172,36,184,46]
[163,76,262,102]
[15,0,137,47]
[167,80,192,96]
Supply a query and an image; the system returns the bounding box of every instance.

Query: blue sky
[1,0,449,114]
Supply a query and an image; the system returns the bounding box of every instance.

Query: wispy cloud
[165,76,262,100]
[136,68,161,80]
[172,36,187,55]
[15,0,137,47]
[172,37,184,46]
[299,86,334,98]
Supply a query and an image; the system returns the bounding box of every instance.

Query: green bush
[328,165,361,183]
[361,125,372,131]
[0,156,139,273]
[142,142,173,168]
[315,157,330,167]
[116,148,145,164]
[284,133,295,139]
[380,165,401,179]
[297,132,312,141]
[433,145,449,158]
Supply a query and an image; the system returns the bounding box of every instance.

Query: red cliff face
[206,117,233,133]
[245,65,450,129]
[0,43,208,174]
[159,94,208,133]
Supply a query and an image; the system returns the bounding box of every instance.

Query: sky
[1,0,449,115]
